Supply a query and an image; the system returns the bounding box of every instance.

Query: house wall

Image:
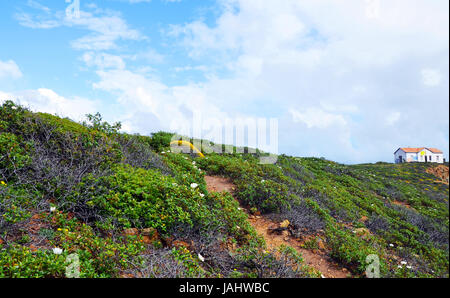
[406,153,418,162]
[394,149,444,164]
[394,150,406,163]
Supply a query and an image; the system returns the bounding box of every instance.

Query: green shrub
[70,164,215,232]
[0,245,67,278]
[149,131,175,152]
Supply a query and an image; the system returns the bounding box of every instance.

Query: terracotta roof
[396,147,443,154]
[398,147,424,153]
[428,148,443,153]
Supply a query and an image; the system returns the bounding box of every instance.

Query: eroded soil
[205,175,350,278]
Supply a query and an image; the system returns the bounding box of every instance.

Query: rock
[282,230,290,237]
[172,240,192,249]
[318,240,326,250]
[142,227,158,237]
[142,236,154,244]
[355,228,371,238]
[123,228,139,236]
[283,237,290,241]
[31,214,41,220]
[162,236,174,247]
[280,220,290,229]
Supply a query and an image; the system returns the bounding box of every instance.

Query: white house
[394,147,444,164]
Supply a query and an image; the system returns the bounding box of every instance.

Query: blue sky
[0,0,449,164]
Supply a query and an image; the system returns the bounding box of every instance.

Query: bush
[149,131,175,152]
[0,245,67,278]
[0,132,31,180]
[68,164,215,232]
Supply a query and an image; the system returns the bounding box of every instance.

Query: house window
[437,156,439,161]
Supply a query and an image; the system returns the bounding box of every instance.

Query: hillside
[0,100,448,278]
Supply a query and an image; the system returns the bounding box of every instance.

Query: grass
[0,100,448,278]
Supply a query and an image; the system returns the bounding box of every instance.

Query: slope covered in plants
[0,100,448,278]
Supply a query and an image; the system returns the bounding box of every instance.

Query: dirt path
[205,175,350,278]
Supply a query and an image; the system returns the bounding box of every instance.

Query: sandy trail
[204,175,350,278]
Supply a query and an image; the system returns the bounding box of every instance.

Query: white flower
[161,151,166,154]
[400,261,407,265]
[53,248,63,255]
[192,161,196,165]
[198,253,205,262]
[50,206,56,212]
[261,179,265,183]
[406,266,412,269]
[190,183,198,189]
[11,106,17,110]
[199,193,205,198]
[397,265,403,269]
[389,244,394,247]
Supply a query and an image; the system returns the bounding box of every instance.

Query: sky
[0,0,448,164]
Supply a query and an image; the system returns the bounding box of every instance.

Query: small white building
[394,147,444,164]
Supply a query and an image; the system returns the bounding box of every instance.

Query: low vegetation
[0,100,448,278]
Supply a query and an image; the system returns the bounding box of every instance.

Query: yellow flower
[0,181,6,186]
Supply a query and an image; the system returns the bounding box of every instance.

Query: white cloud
[0,60,23,79]
[9,0,449,163]
[16,7,143,51]
[163,0,448,162]
[82,52,126,69]
[290,108,347,129]
[421,69,442,87]
[0,88,98,122]
[69,12,143,51]
[386,112,401,126]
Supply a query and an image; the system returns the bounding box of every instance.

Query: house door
[425,156,428,162]
[399,156,403,163]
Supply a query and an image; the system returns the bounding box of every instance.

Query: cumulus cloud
[162,0,449,163]
[421,69,442,87]
[16,5,143,51]
[0,60,23,79]
[0,88,98,122]
[9,0,449,163]
[290,108,347,129]
[82,52,126,69]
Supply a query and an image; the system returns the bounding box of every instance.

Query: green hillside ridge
[0,100,448,278]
